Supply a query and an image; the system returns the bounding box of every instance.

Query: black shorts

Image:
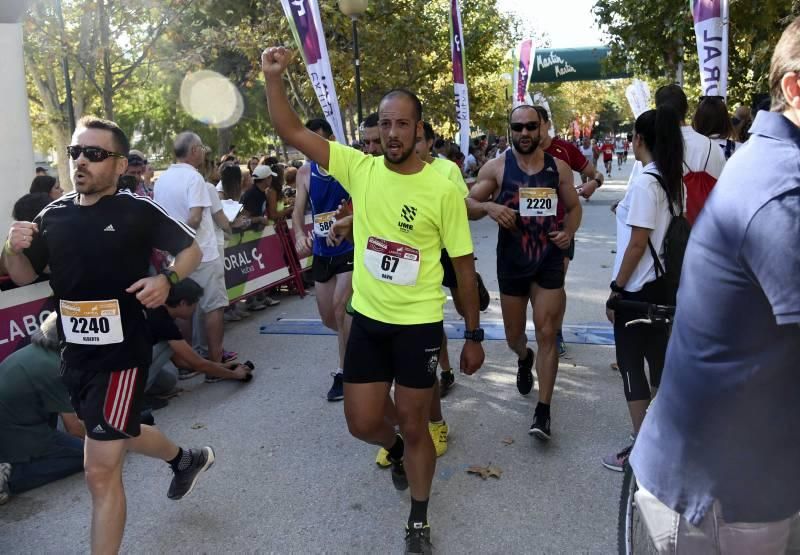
[343,312,443,389]
[440,249,457,289]
[312,251,354,283]
[62,366,147,441]
[498,248,565,296]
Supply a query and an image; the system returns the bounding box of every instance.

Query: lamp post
[338,0,368,126]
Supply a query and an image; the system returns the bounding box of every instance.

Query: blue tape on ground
[259,319,615,346]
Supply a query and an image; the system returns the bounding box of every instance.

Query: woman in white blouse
[602,106,685,472]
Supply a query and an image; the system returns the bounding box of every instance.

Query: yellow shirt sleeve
[327,141,370,194]
[439,183,473,259]
[445,161,469,199]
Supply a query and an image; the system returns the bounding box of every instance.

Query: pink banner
[450,0,471,156]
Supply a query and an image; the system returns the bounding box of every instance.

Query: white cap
[252,165,277,180]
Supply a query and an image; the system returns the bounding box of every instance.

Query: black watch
[610,280,625,293]
[161,269,180,286]
[463,328,485,342]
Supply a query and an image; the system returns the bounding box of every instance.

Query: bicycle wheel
[618,464,658,555]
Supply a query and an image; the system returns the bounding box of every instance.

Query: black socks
[409,497,429,528]
[167,447,191,472]
[536,402,550,418]
[387,434,404,461]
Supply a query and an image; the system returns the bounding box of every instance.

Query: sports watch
[463,328,485,342]
[161,269,180,286]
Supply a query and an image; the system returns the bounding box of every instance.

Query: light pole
[338,0,368,126]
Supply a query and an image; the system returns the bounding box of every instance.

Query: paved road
[0,159,636,554]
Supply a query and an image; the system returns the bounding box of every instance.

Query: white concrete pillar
[0,2,35,232]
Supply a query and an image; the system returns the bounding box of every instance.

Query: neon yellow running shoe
[428,421,449,457]
[375,447,391,468]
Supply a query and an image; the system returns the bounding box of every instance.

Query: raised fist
[261,46,294,79]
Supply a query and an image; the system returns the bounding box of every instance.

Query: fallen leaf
[501,437,514,445]
[191,423,205,430]
[601,264,610,269]
[486,465,503,479]
[467,464,503,480]
[467,465,490,479]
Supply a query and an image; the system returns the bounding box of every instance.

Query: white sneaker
[262,295,280,307]
[0,463,12,505]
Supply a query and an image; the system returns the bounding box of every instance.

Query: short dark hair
[380,88,423,121]
[35,166,48,173]
[12,193,51,221]
[508,104,540,123]
[655,84,689,120]
[770,16,800,111]
[421,121,435,143]
[30,175,57,195]
[363,112,380,129]
[305,118,333,138]
[77,115,130,156]
[533,105,550,123]
[166,278,204,307]
[433,138,446,149]
[693,97,733,139]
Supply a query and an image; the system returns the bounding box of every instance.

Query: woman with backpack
[601,106,684,472]
[693,96,741,160]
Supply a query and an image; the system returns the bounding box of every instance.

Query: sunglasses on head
[510,121,540,132]
[67,145,126,162]
[699,95,725,102]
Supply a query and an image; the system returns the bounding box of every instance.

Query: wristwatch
[463,328,485,342]
[161,269,180,286]
[610,280,625,293]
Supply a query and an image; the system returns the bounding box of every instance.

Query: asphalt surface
[0,159,635,554]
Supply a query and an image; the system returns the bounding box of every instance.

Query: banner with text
[691,0,729,98]
[625,79,652,118]
[281,0,346,142]
[512,39,535,107]
[449,0,471,156]
[0,281,56,363]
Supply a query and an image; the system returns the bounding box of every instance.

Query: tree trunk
[98,0,114,120]
[49,122,71,191]
[217,126,232,158]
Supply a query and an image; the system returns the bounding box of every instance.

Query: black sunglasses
[510,121,540,132]
[67,145,126,162]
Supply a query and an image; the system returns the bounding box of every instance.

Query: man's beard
[384,140,415,164]
[512,135,539,155]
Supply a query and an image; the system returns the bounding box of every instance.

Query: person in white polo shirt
[154,132,230,368]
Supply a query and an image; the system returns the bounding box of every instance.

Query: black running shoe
[167,446,216,500]
[389,456,409,491]
[516,348,535,395]
[529,412,551,441]
[439,370,455,398]
[327,372,344,402]
[405,523,433,554]
[476,272,490,311]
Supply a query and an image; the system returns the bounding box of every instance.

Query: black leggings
[613,278,670,402]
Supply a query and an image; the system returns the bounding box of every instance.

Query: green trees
[594,0,800,107]
[24,0,520,178]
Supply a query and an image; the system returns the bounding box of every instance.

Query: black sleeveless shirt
[494,150,562,278]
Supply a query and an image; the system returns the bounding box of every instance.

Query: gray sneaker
[168,447,215,500]
[601,444,633,472]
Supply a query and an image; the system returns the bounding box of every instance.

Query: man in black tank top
[467,105,582,440]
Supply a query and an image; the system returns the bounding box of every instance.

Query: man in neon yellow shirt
[262,46,485,553]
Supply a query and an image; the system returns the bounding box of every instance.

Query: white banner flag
[690,0,730,98]
[625,79,651,118]
[512,39,536,108]
[449,0,471,156]
[281,0,346,143]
